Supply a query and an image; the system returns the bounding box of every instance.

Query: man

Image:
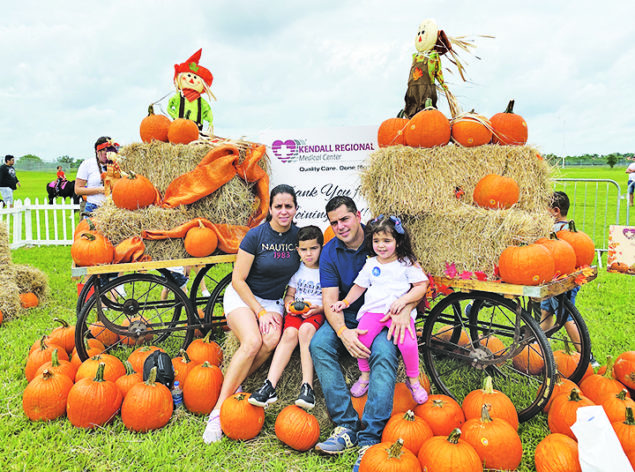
[0,155,20,208]
[309,196,419,472]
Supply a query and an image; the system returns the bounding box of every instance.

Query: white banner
[256,126,377,229]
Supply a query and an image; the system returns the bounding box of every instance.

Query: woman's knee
[239,336,263,357]
[261,327,282,352]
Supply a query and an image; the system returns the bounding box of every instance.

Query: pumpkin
[555,221,595,267]
[512,342,545,375]
[127,346,165,373]
[417,428,482,472]
[288,300,311,316]
[490,99,528,145]
[451,112,492,147]
[461,404,523,470]
[580,356,631,404]
[547,388,595,439]
[121,366,173,432]
[414,394,465,436]
[35,348,78,383]
[404,99,451,148]
[184,220,218,257]
[139,104,171,143]
[433,326,471,348]
[534,433,581,472]
[73,217,95,240]
[25,336,69,382]
[111,172,157,211]
[462,376,519,430]
[352,394,367,420]
[115,361,143,398]
[120,316,154,346]
[22,369,74,421]
[274,405,320,451]
[381,410,433,456]
[20,292,39,309]
[182,361,223,415]
[603,389,635,423]
[75,354,126,383]
[70,339,104,369]
[71,231,114,267]
[323,225,335,244]
[478,335,506,364]
[168,117,199,144]
[612,406,635,460]
[186,331,223,366]
[552,340,593,380]
[498,243,555,286]
[614,351,635,390]
[377,117,409,147]
[88,321,119,346]
[360,438,422,472]
[29,335,51,354]
[536,236,577,277]
[392,382,417,415]
[543,375,579,413]
[47,318,76,354]
[172,349,197,385]
[71,337,105,358]
[473,174,520,210]
[66,362,123,428]
[0,309,3,326]
[220,393,265,440]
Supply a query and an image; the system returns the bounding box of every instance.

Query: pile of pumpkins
[139,105,199,145]
[377,99,527,149]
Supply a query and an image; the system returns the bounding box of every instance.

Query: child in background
[249,226,325,409]
[55,165,67,194]
[332,215,429,404]
[539,191,599,367]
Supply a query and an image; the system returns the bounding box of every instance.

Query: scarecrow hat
[173,48,213,86]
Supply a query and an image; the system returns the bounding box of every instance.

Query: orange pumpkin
[490,99,528,145]
[548,388,595,439]
[381,409,433,456]
[220,393,265,440]
[274,405,320,451]
[323,225,335,244]
[555,221,595,267]
[612,406,635,461]
[186,331,223,366]
[536,237,577,277]
[498,243,555,286]
[127,346,165,373]
[361,439,422,472]
[75,353,126,383]
[168,117,199,144]
[121,366,173,432]
[451,113,492,147]
[433,326,471,348]
[473,174,520,209]
[543,375,579,414]
[414,394,465,436]
[172,349,198,385]
[580,356,631,404]
[73,218,95,240]
[182,361,223,415]
[115,361,144,398]
[462,376,519,430]
[512,342,545,375]
[47,318,76,354]
[417,428,482,472]
[25,337,69,382]
[404,99,451,148]
[377,117,409,147]
[22,369,74,422]
[392,382,417,415]
[71,232,114,267]
[351,394,367,420]
[534,433,581,472]
[88,321,119,346]
[614,351,635,390]
[184,220,218,257]
[20,293,39,309]
[479,335,506,362]
[34,348,78,383]
[111,172,158,211]
[602,389,635,423]
[139,105,171,143]
[552,341,593,380]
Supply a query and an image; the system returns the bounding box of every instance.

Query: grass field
[2,166,634,471]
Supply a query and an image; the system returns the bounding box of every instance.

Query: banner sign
[256,126,377,229]
[607,225,635,275]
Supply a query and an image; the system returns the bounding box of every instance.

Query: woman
[203,184,300,444]
[75,136,118,218]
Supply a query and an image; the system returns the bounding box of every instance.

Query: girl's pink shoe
[406,379,428,404]
[350,378,370,397]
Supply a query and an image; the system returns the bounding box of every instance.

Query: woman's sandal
[350,378,370,397]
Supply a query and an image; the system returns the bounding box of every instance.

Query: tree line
[542,152,632,168]
[13,155,84,171]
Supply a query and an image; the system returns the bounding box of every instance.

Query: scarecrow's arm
[427,51,448,91]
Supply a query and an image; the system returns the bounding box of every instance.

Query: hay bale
[0,221,12,265]
[360,144,552,216]
[0,265,21,319]
[13,264,50,302]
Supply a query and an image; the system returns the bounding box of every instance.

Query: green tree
[606,154,618,168]
[56,155,81,169]
[17,154,43,170]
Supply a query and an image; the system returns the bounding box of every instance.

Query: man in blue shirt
[310,196,418,472]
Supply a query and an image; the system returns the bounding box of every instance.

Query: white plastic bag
[570,405,633,472]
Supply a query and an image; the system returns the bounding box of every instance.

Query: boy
[540,191,599,367]
[249,225,325,409]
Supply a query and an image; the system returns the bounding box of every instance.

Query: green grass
[3,243,634,471]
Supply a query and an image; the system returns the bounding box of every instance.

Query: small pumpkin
[547,388,595,439]
[451,112,492,147]
[377,117,409,147]
[323,225,335,244]
[614,351,635,390]
[274,405,320,452]
[603,389,635,423]
[351,394,367,420]
[70,339,105,369]
[612,406,635,460]
[536,236,577,277]
[478,335,506,364]
[184,220,218,257]
[168,117,199,144]
[433,326,471,348]
[111,172,158,211]
[73,217,95,240]
[552,342,594,381]
[580,355,631,404]
[512,342,545,375]
[127,346,165,373]
[88,321,119,346]
[462,376,519,430]
[490,99,528,145]
[35,348,78,383]
[115,361,144,398]
[20,292,39,308]
[220,393,265,440]
[381,409,433,456]
[555,221,595,267]
[25,336,69,382]
[139,104,171,143]
[182,361,223,415]
[186,331,223,366]
[71,231,115,267]
[22,369,74,421]
[498,243,555,286]
[404,99,451,148]
[413,394,465,436]
[543,375,579,414]
[360,438,422,472]
[288,300,311,316]
[75,354,126,383]
[534,433,581,472]
[172,349,197,385]
[417,428,482,472]
[473,174,520,210]
[121,366,173,432]
[47,318,76,354]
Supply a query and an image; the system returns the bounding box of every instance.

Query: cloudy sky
[1,0,634,163]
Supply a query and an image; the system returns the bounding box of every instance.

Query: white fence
[0,198,81,249]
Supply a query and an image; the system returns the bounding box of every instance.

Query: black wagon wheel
[189,262,234,309]
[535,295,592,384]
[421,291,556,423]
[198,273,233,342]
[75,273,196,362]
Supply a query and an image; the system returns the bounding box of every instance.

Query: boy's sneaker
[314,426,357,454]
[352,445,371,472]
[405,379,428,404]
[248,379,277,407]
[589,352,600,369]
[202,410,222,444]
[295,382,315,410]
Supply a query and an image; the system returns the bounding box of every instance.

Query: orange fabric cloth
[113,237,151,264]
[142,218,248,254]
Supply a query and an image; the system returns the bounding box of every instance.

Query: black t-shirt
[0,164,18,190]
[240,222,300,299]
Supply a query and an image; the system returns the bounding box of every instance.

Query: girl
[332,215,429,403]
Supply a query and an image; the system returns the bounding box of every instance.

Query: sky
[1,0,634,163]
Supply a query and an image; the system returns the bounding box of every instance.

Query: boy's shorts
[540,286,580,322]
[283,313,325,331]
[223,283,284,316]
[628,180,635,194]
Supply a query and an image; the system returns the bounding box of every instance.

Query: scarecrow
[167,49,216,133]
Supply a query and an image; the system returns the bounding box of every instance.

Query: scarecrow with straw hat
[168,48,216,134]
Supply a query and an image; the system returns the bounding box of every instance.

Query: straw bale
[13,264,50,302]
[0,221,12,265]
[360,144,552,216]
[0,266,21,319]
[403,206,553,277]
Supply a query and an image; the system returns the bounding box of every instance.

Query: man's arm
[322,286,370,359]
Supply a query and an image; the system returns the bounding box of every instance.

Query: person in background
[626,156,635,207]
[0,155,21,208]
[55,165,67,194]
[75,137,119,218]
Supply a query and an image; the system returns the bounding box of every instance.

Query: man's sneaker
[295,382,315,410]
[352,445,371,472]
[590,352,601,369]
[314,426,357,454]
[405,379,428,404]
[202,410,222,444]
[248,379,277,407]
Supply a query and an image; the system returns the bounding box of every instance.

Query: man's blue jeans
[309,309,399,446]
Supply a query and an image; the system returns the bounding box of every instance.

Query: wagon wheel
[75,273,196,362]
[421,291,556,422]
[198,273,232,342]
[532,295,592,384]
[189,262,234,309]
